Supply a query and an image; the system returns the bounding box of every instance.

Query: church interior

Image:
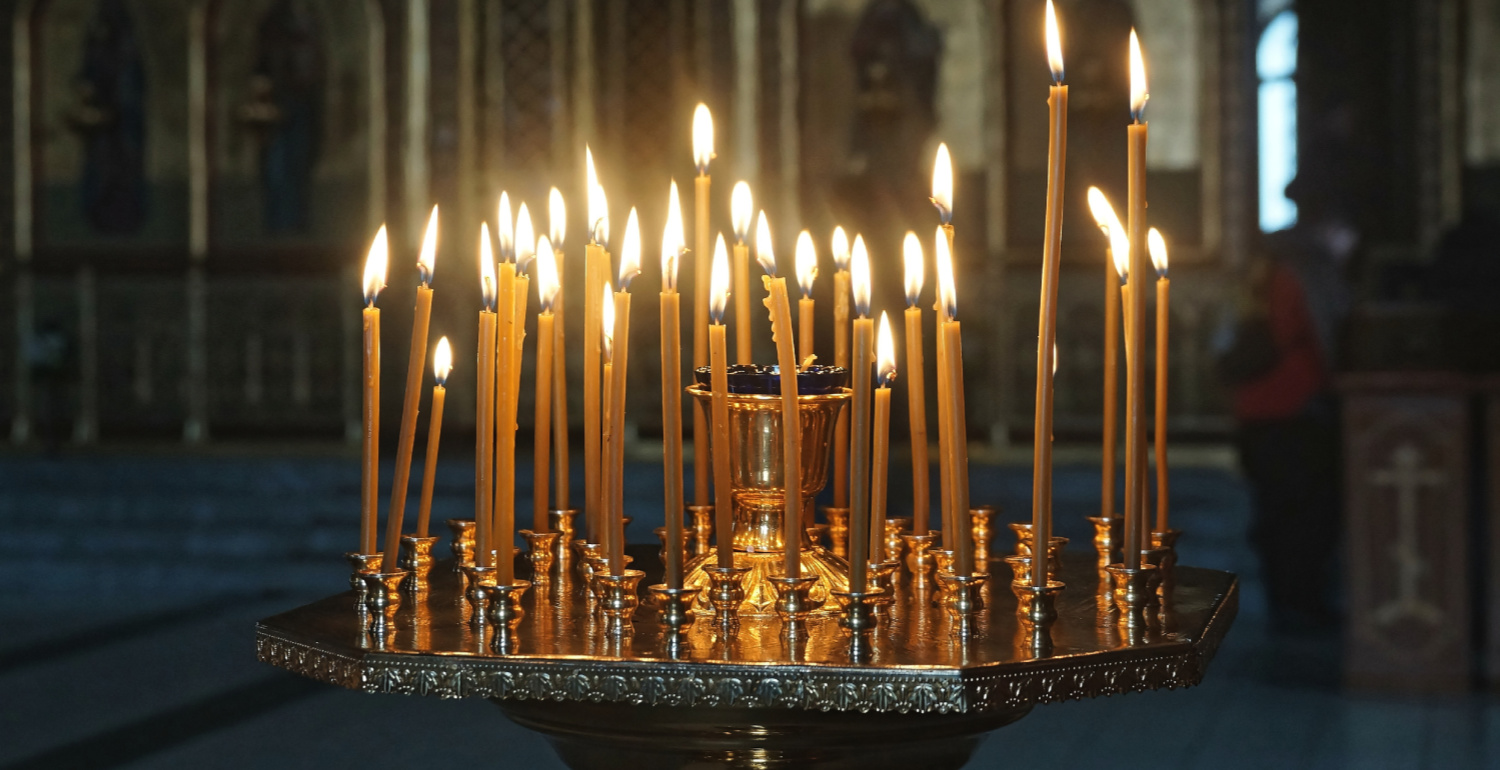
[5,0,1500,767]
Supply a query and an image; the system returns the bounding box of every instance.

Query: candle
[607,209,641,576]
[475,224,498,564]
[731,182,754,365]
[692,104,714,510]
[756,211,803,578]
[359,226,388,557]
[1124,29,1149,570]
[931,146,955,547]
[870,312,896,560]
[584,147,610,544]
[1088,188,1129,524]
[848,236,873,593]
[416,337,452,538]
[383,206,439,573]
[493,197,517,575]
[660,181,688,588]
[533,238,560,532]
[935,231,973,577]
[499,206,534,579]
[708,235,735,569]
[1028,0,1067,587]
[601,284,616,568]
[795,231,817,363]
[831,227,851,508]
[901,232,931,535]
[1149,228,1171,533]
[549,188,571,511]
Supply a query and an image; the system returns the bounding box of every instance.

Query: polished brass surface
[345,552,382,613]
[546,510,578,565]
[359,570,406,635]
[970,507,995,572]
[649,585,701,630]
[867,561,900,609]
[808,523,831,551]
[704,564,752,629]
[1015,580,1065,627]
[1088,515,1123,568]
[687,505,715,557]
[1141,546,1170,608]
[823,505,851,559]
[485,579,531,628]
[771,575,822,622]
[460,564,498,627]
[1003,553,1059,585]
[902,533,939,585]
[399,536,438,594]
[599,570,646,634]
[518,530,559,579]
[882,517,910,564]
[1105,563,1159,628]
[937,573,987,620]
[445,519,475,568]
[1151,528,1183,590]
[573,540,601,579]
[832,589,881,636]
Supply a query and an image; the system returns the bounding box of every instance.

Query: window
[1257,11,1298,232]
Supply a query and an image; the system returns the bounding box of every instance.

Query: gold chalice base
[683,546,850,617]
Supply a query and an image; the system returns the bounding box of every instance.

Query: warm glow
[1130,28,1149,121]
[831,226,850,271]
[516,202,535,269]
[1087,186,1130,281]
[433,337,453,386]
[754,210,776,277]
[620,207,642,290]
[1052,343,1059,376]
[931,143,953,224]
[497,192,514,262]
[851,235,871,318]
[709,234,730,324]
[1149,227,1169,278]
[692,103,714,174]
[902,231,924,308]
[662,180,685,291]
[876,311,897,386]
[479,222,497,311]
[1045,0,1064,84]
[731,182,753,244]
[601,282,615,363]
[417,205,439,285]
[363,226,389,306]
[935,226,957,319]
[586,145,609,247]
[795,230,817,298]
[549,187,566,249]
[537,236,559,313]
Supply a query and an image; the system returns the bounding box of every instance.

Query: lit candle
[795,231,817,363]
[475,224,498,564]
[1124,29,1149,569]
[708,235,735,569]
[831,227,851,509]
[492,196,517,576]
[870,312,896,560]
[1028,0,1068,587]
[936,231,973,577]
[607,209,641,576]
[901,232,931,536]
[1088,188,1129,525]
[660,181,688,589]
[502,207,535,575]
[931,147,955,547]
[848,236,874,593]
[584,147,610,544]
[731,182,754,365]
[416,337,452,538]
[756,211,803,578]
[549,188,571,511]
[533,237,560,533]
[692,105,714,509]
[384,206,439,572]
[1149,227,1170,533]
[359,226,388,557]
[600,283,616,569]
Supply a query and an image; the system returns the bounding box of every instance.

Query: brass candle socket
[399,535,438,594]
[931,549,956,606]
[519,530,560,580]
[832,590,882,646]
[770,575,822,623]
[1140,547,1170,608]
[460,564,498,627]
[1150,529,1183,592]
[597,569,646,635]
[704,565,751,629]
[822,506,851,559]
[547,509,579,564]
[687,505,715,557]
[1009,522,1069,562]
[572,540,600,578]
[902,533,940,584]
[1002,553,1059,586]
[882,518,911,565]
[1086,516,1123,568]
[866,561,900,609]
[654,526,693,571]
[936,573,987,619]
[1014,580,1065,628]
[485,579,531,628]
[360,570,408,634]
[970,506,996,572]
[1104,563,1159,627]
[345,552,382,613]
[806,523,831,551]
[445,519,476,569]
[649,585,702,632]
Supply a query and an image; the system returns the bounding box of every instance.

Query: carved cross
[1370,444,1445,627]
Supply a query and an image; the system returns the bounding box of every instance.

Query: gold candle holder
[822,506,851,559]
[572,539,599,578]
[585,554,632,607]
[1151,528,1182,591]
[1104,563,1158,629]
[445,519,476,569]
[832,589,881,635]
[1015,580,1065,628]
[360,570,408,634]
[882,517,910,565]
[547,509,579,564]
[1141,546,1169,608]
[460,564,498,627]
[519,530,560,580]
[936,573,987,624]
[931,549,956,606]
[687,504,715,557]
[867,561,900,609]
[1086,516,1122,568]
[771,575,821,624]
[399,535,438,594]
[970,506,996,571]
[902,533,940,584]
[345,552,382,613]
[598,569,645,635]
[649,585,701,632]
[806,523,831,552]
[485,579,531,628]
[654,526,693,572]
[704,565,751,630]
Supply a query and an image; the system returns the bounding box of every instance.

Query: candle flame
[363,225,389,306]
[433,336,453,386]
[497,192,514,262]
[619,207,642,290]
[417,204,439,285]
[931,143,953,224]
[601,282,615,363]
[1045,0,1064,84]
[795,230,817,298]
[876,311,897,386]
[692,103,714,174]
[1148,227,1169,278]
[935,226,957,319]
[479,222,497,311]
[662,180,685,291]
[754,210,776,277]
[731,182,753,244]
[1130,28,1149,121]
[710,234,730,324]
[851,234,871,318]
[902,231,924,307]
[549,187,566,249]
[537,236,559,313]
[1087,186,1130,282]
[831,226,850,271]
[586,145,609,247]
[516,202,535,272]
[1052,342,1058,376]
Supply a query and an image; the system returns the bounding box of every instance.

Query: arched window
[1257,10,1298,232]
